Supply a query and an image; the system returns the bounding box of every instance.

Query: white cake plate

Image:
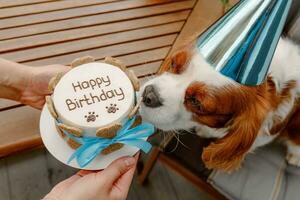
[40,104,144,170]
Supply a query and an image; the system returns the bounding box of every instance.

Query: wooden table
[0,0,236,157]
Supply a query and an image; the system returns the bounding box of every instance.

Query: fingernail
[124,157,135,167]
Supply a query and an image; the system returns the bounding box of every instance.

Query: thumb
[98,156,136,186]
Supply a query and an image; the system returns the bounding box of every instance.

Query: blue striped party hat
[197,0,292,86]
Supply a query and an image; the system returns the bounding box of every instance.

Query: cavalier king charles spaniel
[139,38,300,171]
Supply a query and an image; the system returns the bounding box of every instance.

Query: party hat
[197,0,292,86]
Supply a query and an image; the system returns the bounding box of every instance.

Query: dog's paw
[195,126,226,138]
[195,127,212,138]
[286,153,300,166]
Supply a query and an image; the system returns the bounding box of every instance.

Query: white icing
[53,62,135,137]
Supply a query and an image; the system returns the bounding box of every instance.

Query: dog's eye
[188,96,201,107]
[186,96,208,114]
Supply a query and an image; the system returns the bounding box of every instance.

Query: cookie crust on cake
[67,138,81,149]
[96,123,122,138]
[101,143,124,155]
[46,96,58,119]
[48,72,64,93]
[57,123,83,137]
[71,56,95,68]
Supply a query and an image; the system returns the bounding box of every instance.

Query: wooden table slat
[117,47,169,69]
[0,99,20,110]
[24,34,177,66]
[0,10,189,53]
[130,61,162,77]
[1,22,184,63]
[0,106,41,157]
[0,0,118,19]
[0,0,54,9]
[0,0,194,40]
[0,0,191,29]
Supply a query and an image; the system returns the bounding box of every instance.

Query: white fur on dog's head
[139,49,236,131]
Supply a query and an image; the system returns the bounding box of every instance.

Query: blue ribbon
[56,116,155,168]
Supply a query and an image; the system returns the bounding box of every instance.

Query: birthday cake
[45,56,143,156]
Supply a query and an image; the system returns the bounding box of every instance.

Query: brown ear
[202,95,270,172]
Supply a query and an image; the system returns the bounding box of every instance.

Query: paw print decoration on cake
[84,112,99,122]
[106,104,119,113]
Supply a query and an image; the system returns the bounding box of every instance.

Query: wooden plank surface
[0,11,189,53]
[0,99,20,111]
[0,0,55,9]
[24,34,177,66]
[0,0,192,30]
[0,1,194,40]
[1,22,184,62]
[115,47,168,69]
[0,106,41,157]
[0,0,117,19]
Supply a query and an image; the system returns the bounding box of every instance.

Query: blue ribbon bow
[56,116,155,168]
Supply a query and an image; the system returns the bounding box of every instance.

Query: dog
[139,37,300,171]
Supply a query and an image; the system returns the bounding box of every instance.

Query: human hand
[44,154,139,200]
[20,65,70,109]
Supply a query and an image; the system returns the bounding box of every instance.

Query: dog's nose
[142,85,162,108]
